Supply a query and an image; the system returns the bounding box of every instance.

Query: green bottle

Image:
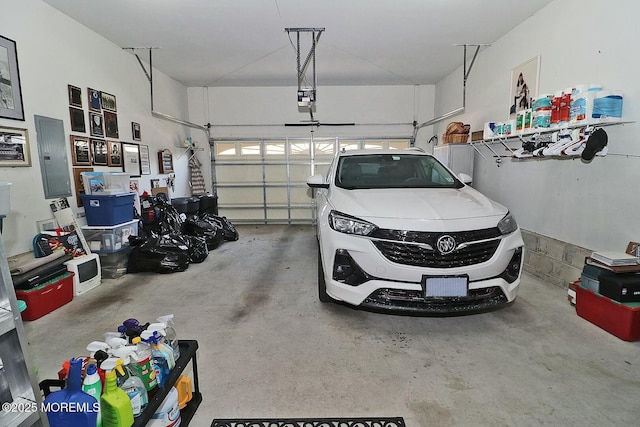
[82,364,102,427]
[101,370,134,427]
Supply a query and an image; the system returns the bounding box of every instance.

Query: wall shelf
[470,120,634,166]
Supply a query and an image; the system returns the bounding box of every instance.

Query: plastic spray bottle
[44,357,98,427]
[131,336,158,392]
[156,314,180,360]
[101,357,148,418]
[142,329,175,368]
[82,363,103,427]
[142,332,172,387]
[100,366,134,427]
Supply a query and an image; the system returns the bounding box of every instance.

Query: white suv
[307,148,524,315]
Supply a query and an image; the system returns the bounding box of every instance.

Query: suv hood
[330,186,506,222]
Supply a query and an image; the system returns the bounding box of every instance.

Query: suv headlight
[497,212,518,235]
[329,211,377,236]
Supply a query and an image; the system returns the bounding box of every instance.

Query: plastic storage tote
[80,193,135,226]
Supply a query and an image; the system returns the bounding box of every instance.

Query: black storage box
[186,197,200,215]
[598,273,640,302]
[581,263,618,292]
[199,194,218,215]
[171,197,189,214]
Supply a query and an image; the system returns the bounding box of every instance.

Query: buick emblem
[436,235,456,255]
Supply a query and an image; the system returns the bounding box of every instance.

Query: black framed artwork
[91,138,107,165]
[101,92,117,112]
[107,140,122,167]
[68,85,82,107]
[104,110,119,138]
[89,111,104,137]
[122,142,141,177]
[88,87,101,111]
[132,122,141,141]
[69,107,86,133]
[0,35,24,121]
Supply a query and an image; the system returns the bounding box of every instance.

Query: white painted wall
[0,0,197,256]
[434,0,640,252]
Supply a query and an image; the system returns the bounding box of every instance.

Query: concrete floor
[23,225,640,426]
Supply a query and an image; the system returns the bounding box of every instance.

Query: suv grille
[370,227,501,268]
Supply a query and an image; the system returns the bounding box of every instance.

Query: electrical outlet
[76,212,85,218]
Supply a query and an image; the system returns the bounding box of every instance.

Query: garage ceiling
[42,0,553,88]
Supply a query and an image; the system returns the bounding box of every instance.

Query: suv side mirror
[307,174,329,189]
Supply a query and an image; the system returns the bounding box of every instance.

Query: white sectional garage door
[212,137,411,224]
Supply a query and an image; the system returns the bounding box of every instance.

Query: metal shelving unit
[0,233,48,427]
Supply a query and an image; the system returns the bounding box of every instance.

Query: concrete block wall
[521,230,591,289]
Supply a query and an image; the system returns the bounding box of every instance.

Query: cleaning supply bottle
[101,368,134,427]
[101,357,148,418]
[157,314,180,360]
[44,357,99,427]
[143,333,172,387]
[131,336,158,392]
[142,329,175,369]
[82,363,103,427]
[145,322,178,364]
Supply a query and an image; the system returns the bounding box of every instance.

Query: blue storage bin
[80,193,135,226]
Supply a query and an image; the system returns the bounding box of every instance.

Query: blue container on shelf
[80,193,135,226]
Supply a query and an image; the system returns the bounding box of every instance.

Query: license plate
[423,275,468,297]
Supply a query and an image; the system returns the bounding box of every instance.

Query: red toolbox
[575,283,640,341]
[15,272,74,321]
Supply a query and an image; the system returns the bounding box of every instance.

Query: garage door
[212,136,411,224]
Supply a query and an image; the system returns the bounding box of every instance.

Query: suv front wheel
[317,247,332,302]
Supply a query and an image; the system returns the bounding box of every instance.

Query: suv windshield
[335,153,461,189]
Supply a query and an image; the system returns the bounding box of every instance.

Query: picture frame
[129,179,139,193]
[104,110,119,138]
[68,84,82,107]
[70,135,91,166]
[150,178,160,189]
[88,87,101,111]
[107,140,122,167]
[0,126,30,166]
[69,107,86,133]
[89,111,104,137]
[509,55,540,119]
[91,138,107,165]
[0,35,24,121]
[122,141,141,177]
[139,144,151,175]
[101,91,117,112]
[158,149,174,173]
[132,122,141,141]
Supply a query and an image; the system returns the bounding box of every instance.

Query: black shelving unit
[41,340,201,426]
[133,339,201,426]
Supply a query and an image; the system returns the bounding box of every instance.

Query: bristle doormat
[211,417,406,427]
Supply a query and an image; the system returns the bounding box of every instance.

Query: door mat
[211,417,406,427]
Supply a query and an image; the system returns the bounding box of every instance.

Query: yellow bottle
[101,370,134,427]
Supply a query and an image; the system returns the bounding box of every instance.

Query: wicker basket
[442,134,469,144]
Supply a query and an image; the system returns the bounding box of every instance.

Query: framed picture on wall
[132,122,141,141]
[68,85,82,107]
[107,140,122,167]
[91,139,107,165]
[101,92,117,112]
[509,55,540,120]
[88,87,101,111]
[139,144,151,175]
[0,126,30,166]
[104,111,119,138]
[158,149,174,173]
[122,142,141,177]
[69,107,86,133]
[0,35,24,121]
[70,135,91,166]
[89,112,104,137]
